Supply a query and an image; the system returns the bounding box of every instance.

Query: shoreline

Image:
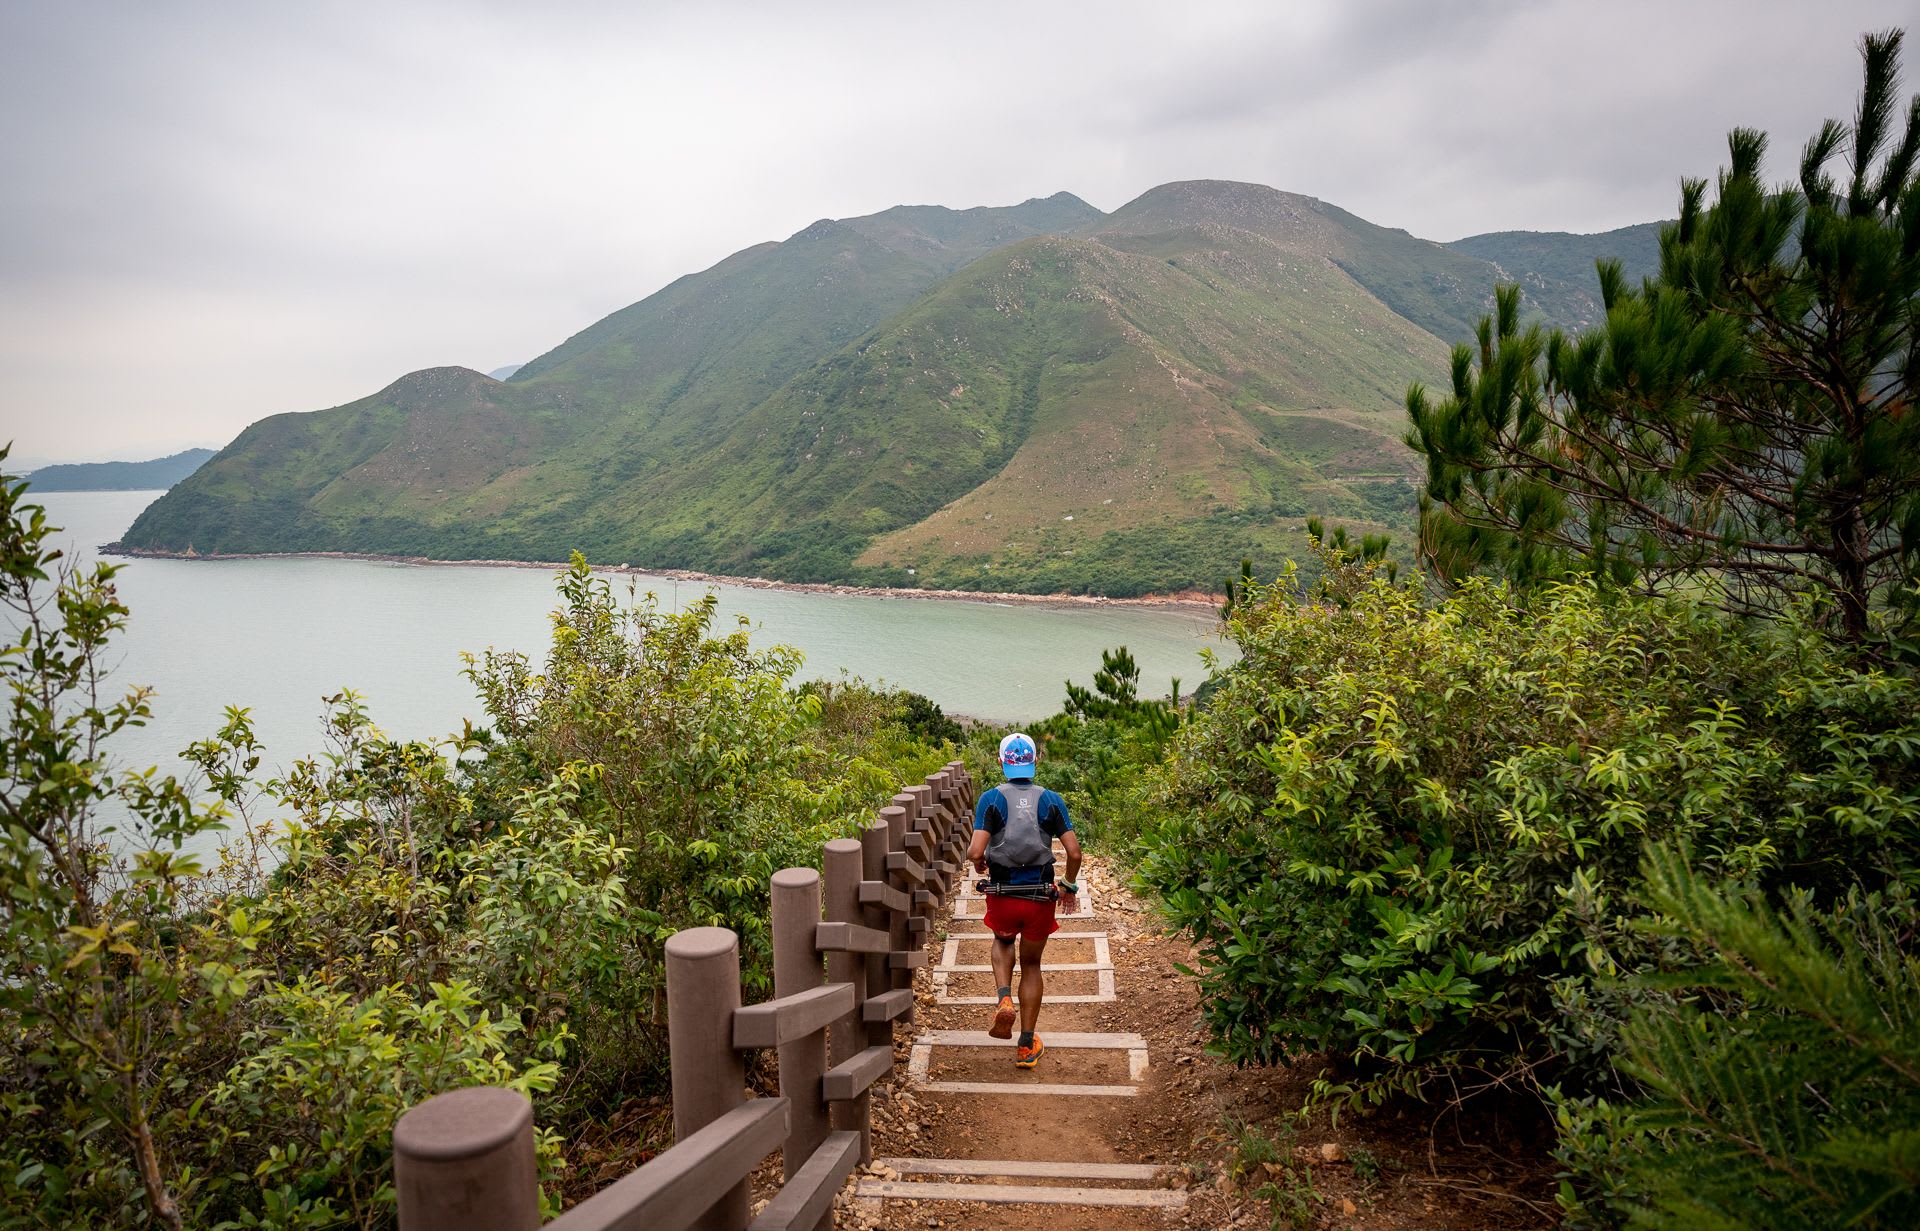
[103,544,1225,615]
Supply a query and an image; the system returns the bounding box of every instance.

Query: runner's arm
[1059,829,1083,887]
[970,788,997,873]
[1043,790,1083,887]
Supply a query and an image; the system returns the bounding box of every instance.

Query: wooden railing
[390,761,977,1231]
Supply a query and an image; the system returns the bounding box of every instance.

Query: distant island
[28,448,216,492]
[116,181,1663,597]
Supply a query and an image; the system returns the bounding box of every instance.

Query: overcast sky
[1,0,1910,465]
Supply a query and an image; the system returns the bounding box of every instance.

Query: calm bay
[38,491,1228,788]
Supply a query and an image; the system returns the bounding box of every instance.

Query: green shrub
[2,461,956,1229]
[204,979,563,1229]
[1139,557,1920,1104]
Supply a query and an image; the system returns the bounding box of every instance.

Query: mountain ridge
[118,181,1664,594]
[27,448,216,492]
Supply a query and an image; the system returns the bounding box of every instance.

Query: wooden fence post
[393,1087,539,1231]
[921,773,951,833]
[924,771,953,849]
[939,768,970,861]
[769,867,829,1216]
[879,806,911,999]
[947,772,967,863]
[913,783,944,848]
[821,838,871,1161]
[905,785,940,901]
[860,820,896,1045]
[666,926,749,1231]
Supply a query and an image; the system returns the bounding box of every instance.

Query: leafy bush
[2,466,955,1229]
[204,979,563,1229]
[1138,553,1920,1106]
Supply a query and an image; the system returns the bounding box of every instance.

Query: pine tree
[1608,844,1920,1229]
[1407,30,1920,651]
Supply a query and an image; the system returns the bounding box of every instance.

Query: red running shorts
[983,893,1059,943]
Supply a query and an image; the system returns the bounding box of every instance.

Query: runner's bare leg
[990,934,1016,994]
[1018,936,1046,1034]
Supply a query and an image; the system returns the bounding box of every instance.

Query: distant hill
[28,448,216,492]
[1447,222,1665,332]
[119,183,1662,595]
[486,364,523,380]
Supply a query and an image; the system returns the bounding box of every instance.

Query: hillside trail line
[826,847,1556,1231]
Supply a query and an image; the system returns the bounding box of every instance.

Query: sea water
[32,491,1230,790]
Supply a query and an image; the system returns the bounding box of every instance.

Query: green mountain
[119,182,1660,595]
[27,448,215,492]
[1446,222,1665,332]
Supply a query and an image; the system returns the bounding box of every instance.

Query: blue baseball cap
[998,732,1037,780]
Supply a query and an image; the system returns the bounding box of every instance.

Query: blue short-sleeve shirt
[973,781,1072,885]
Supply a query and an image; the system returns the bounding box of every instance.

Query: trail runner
[968,731,1082,1068]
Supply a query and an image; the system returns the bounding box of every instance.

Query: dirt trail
[830,852,1556,1231]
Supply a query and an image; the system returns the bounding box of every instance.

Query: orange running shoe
[987,994,1016,1039]
[1015,1036,1046,1069]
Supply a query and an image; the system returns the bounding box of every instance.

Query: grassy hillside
[25,448,215,492]
[509,194,1102,456]
[123,195,1100,558]
[607,226,1441,590]
[122,368,568,554]
[1086,181,1504,346]
[119,182,1659,595]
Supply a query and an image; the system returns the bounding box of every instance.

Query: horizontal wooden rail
[862,987,914,1023]
[821,1045,893,1101]
[746,1131,860,1231]
[813,921,891,954]
[857,880,910,913]
[732,983,854,1050]
[546,1099,789,1231]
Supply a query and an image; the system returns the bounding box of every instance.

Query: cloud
[1,0,1911,461]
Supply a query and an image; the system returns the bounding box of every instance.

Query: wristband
[1057,879,1078,894]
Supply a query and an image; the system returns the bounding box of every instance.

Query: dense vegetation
[1160,563,1914,1222]
[1016,537,1917,1228]
[0,463,962,1228]
[1018,35,1920,1229]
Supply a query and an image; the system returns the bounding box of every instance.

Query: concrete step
[855,1179,1184,1208]
[909,1080,1139,1097]
[938,933,1113,975]
[914,1030,1147,1049]
[874,1157,1167,1182]
[936,991,1115,1005]
[934,960,1112,973]
[935,969,1116,1005]
[909,1030,1150,1085]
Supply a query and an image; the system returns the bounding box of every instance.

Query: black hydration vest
[985,783,1054,884]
